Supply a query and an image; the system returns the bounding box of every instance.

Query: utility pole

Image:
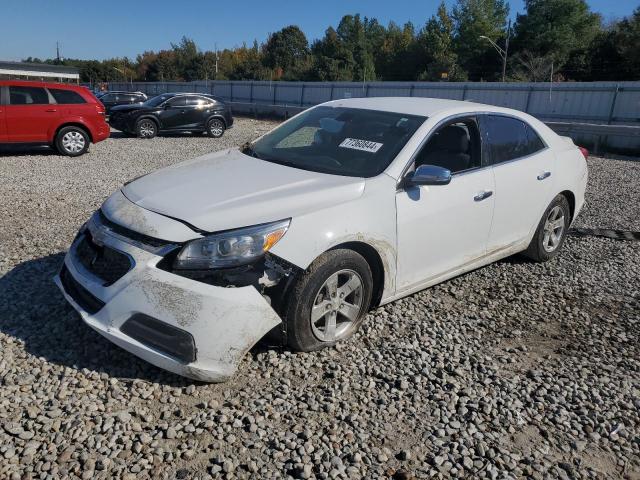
[214,43,219,78]
[56,41,61,63]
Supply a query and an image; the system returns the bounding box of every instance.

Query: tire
[55,126,90,157]
[523,194,571,262]
[136,118,157,139]
[206,118,225,138]
[284,249,373,352]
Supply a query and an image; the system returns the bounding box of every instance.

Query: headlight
[174,219,290,269]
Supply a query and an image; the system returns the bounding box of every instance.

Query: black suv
[99,91,147,115]
[108,93,233,139]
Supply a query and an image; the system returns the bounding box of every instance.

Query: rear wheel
[136,119,157,139]
[285,249,373,351]
[523,194,571,262]
[55,126,90,157]
[206,118,225,138]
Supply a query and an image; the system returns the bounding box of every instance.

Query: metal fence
[108,80,640,154]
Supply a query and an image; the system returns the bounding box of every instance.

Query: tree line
[26,0,640,83]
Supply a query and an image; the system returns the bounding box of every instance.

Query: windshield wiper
[240,142,261,159]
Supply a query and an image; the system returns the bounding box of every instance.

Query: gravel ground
[0,120,638,480]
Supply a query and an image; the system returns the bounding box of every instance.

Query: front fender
[270,174,398,302]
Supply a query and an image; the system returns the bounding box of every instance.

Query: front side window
[483,115,545,164]
[248,106,426,177]
[166,96,187,107]
[414,118,482,174]
[144,94,173,107]
[9,86,49,105]
[49,88,86,104]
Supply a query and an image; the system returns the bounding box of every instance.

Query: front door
[6,85,59,142]
[158,96,187,130]
[395,117,495,291]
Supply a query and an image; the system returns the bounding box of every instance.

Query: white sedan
[56,97,588,381]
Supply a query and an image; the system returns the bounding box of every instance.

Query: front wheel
[136,119,157,139]
[55,126,90,157]
[523,194,571,262]
[284,249,373,351]
[206,118,225,138]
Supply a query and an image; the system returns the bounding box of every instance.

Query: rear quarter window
[49,89,87,104]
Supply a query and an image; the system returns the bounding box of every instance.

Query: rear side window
[49,88,86,104]
[483,115,545,164]
[185,96,211,106]
[9,86,49,105]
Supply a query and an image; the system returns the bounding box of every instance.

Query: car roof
[323,97,501,117]
[0,79,84,90]
[103,90,146,95]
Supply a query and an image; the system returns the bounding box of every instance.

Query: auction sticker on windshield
[339,138,383,153]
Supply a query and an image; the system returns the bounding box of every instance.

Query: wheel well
[55,123,92,143]
[331,241,385,308]
[207,115,227,127]
[137,116,159,128]
[559,190,576,220]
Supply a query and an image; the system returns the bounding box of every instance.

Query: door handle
[537,171,551,181]
[45,109,58,113]
[474,190,493,202]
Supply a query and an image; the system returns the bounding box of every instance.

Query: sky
[0,0,637,61]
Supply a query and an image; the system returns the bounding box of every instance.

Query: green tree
[263,25,310,79]
[171,36,203,81]
[310,27,356,80]
[336,14,376,80]
[512,0,601,77]
[417,2,466,81]
[452,0,509,80]
[376,21,420,80]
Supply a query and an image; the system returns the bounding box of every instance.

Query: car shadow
[0,144,58,157]
[107,131,207,140]
[0,252,194,386]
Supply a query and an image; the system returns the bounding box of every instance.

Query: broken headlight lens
[174,219,290,269]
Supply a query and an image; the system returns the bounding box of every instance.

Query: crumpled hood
[122,149,366,232]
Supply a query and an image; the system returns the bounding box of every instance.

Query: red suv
[0,80,109,156]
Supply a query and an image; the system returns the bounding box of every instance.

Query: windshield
[144,94,172,107]
[248,106,426,177]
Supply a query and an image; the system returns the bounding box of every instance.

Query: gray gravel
[0,122,638,480]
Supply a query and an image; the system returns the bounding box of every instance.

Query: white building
[0,61,79,83]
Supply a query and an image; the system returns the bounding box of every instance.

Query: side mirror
[406,164,452,186]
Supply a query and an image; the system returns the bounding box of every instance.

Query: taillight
[96,105,106,115]
[578,146,589,160]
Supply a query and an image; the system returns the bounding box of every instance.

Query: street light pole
[480,18,511,82]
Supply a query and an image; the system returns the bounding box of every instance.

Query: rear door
[0,86,7,142]
[480,114,554,250]
[183,96,213,129]
[6,85,59,142]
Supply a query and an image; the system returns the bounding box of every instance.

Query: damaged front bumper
[54,211,283,382]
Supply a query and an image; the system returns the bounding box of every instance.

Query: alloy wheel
[139,121,156,138]
[311,269,364,342]
[542,205,566,252]
[208,119,224,137]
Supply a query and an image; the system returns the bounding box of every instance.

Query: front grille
[59,265,105,315]
[75,232,132,286]
[98,209,170,248]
